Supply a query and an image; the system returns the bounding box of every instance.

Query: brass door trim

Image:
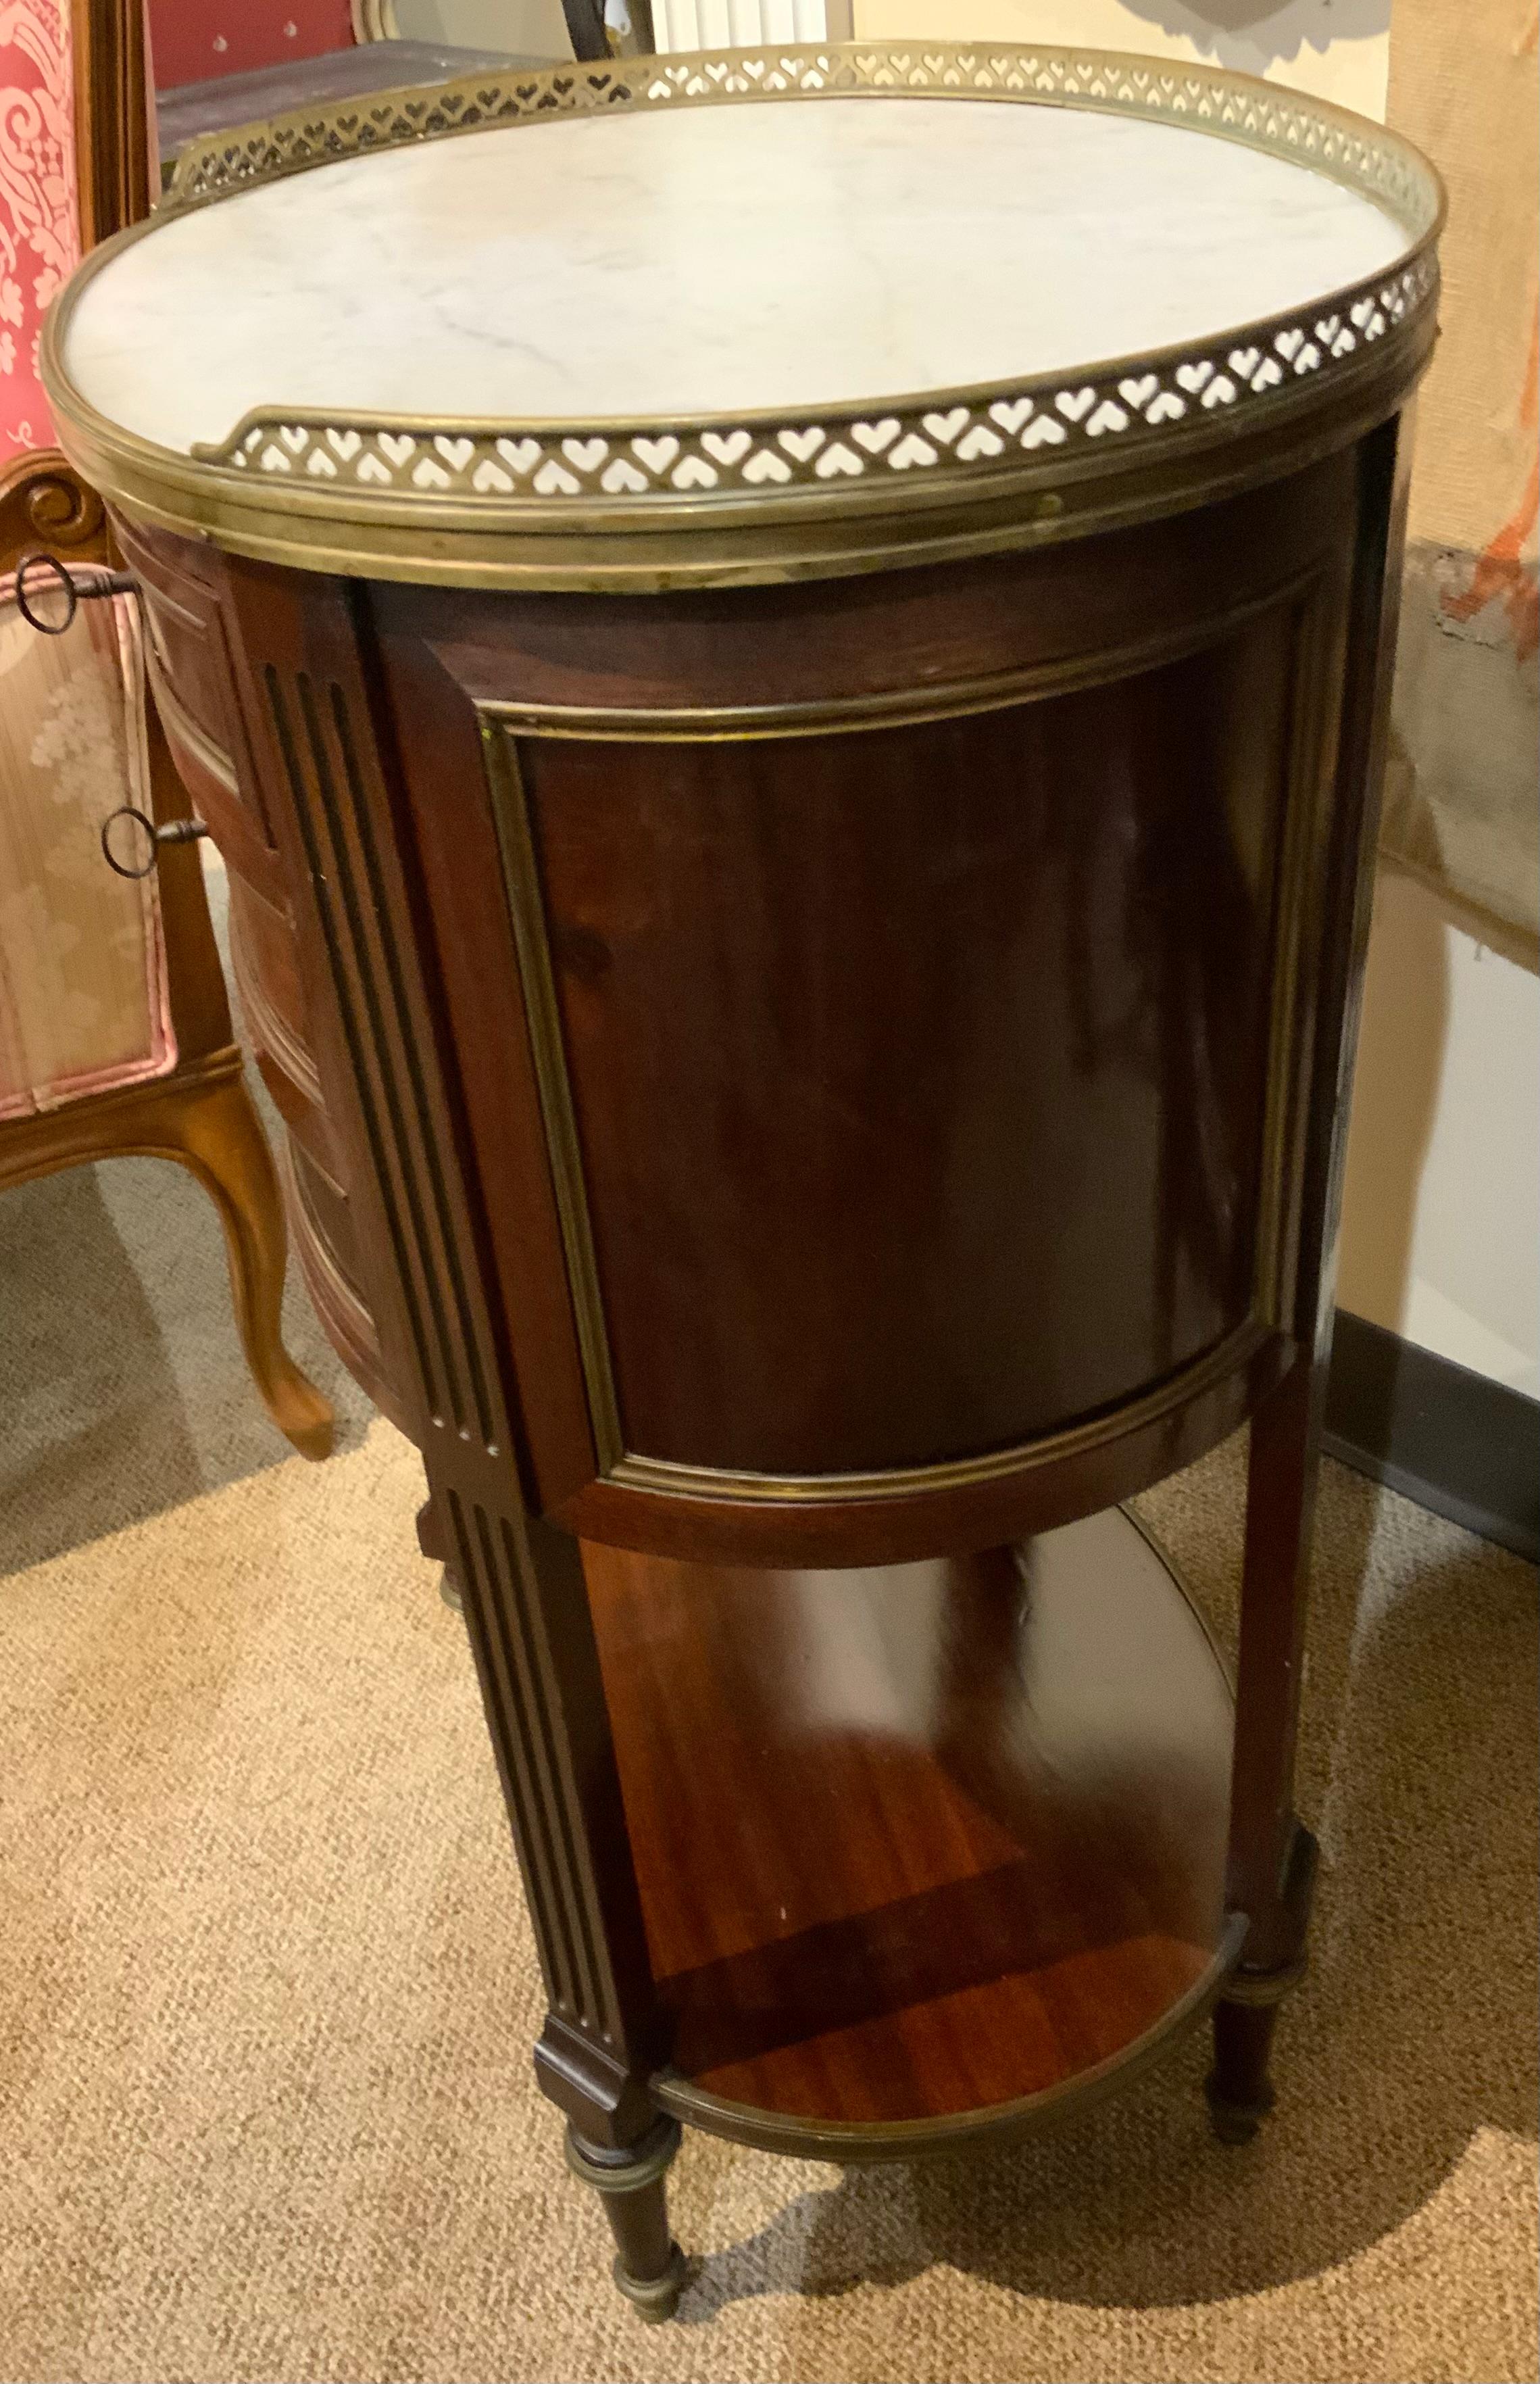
[478,568,1340,1509]
[482,727,626,1474]
[653,1909,1249,2162]
[42,44,1442,591]
[610,1319,1277,1508]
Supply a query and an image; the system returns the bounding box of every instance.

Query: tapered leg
[1208,1357,1322,2141]
[566,2115,687,2321]
[155,1059,334,1459]
[1206,1819,1318,2140]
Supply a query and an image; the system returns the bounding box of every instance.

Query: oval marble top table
[62,95,1410,454]
[39,44,1445,2325]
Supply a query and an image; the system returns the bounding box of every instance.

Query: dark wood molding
[1326,1308,1540,1561]
[72,0,154,249]
[560,0,610,62]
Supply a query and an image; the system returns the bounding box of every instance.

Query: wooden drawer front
[287,1131,366,1308]
[284,1130,401,1428]
[226,869,335,1138]
[114,513,282,888]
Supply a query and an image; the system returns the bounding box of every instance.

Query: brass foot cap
[614,2244,688,2323]
[1204,2070,1276,2145]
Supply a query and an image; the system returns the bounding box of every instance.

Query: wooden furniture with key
[43,48,1443,2314]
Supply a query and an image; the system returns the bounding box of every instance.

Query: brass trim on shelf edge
[651,1655,1250,2172]
[157,45,1441,227]
[482,727,625,1475]
[45,345,1435,597]
[39,44,1443,591]
[653,1920,1245,2161]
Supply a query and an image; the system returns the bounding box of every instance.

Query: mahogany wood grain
[583,1512,1231,2125]
[521,633,1288,1477]
[368,630,601,1519]
[59,0,1433,2304]
[115,511,284,884]
[360,458,1365,1564]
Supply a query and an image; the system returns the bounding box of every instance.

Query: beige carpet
[1,1040,1536,2383]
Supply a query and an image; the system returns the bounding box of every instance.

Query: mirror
[148,1,602,176]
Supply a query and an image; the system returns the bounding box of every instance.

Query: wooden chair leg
[153,1058,334,1459]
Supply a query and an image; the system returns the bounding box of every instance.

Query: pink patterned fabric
[0,0,78,459]
[0,574,176,1117]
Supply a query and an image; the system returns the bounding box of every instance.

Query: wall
[652,1,836,42]
[1340,879,1539,1396]
[851,0,1389,115]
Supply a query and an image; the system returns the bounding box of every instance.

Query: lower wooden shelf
[584,1506,1239,2158]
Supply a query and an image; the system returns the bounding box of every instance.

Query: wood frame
[70,0,151,252]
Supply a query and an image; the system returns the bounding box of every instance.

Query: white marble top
[63,95,1408,455]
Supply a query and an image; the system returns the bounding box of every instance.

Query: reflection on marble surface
[64,95,1406,453]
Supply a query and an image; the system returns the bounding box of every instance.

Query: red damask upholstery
[0,0,79,458]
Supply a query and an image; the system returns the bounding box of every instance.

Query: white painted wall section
[1339,875,1540,1397]
[653,0,833,47]
[851,0,1390,120]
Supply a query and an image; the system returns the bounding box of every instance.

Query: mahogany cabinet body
[113,412,1407,2274]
